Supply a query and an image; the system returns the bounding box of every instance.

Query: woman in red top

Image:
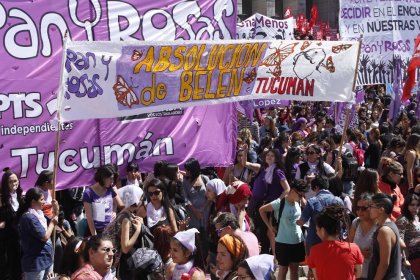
[307,205,363,280]
[378,159,405,221]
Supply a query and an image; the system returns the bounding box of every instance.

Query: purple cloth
[82,187,116,231]
[251,168,287,203]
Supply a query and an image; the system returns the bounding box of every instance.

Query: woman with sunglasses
[83,165,124,236]
[295,144,335,197]
[378,159,405,221]
[396,193,420,279]
[367,193,401,280]
[139,178,178,233]
[215,234,248,280]
[71,235,115,280]
[259,180,307,280]
[349,193,377,280]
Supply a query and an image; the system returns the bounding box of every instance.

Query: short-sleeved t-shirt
[83,187,116,231]
[19,213,53,272]
[271,198,303,244]
[307,240,363,280]
[252,168,287,203]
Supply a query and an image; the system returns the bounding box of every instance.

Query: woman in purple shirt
[83,165,124,236]
[247,148,290,254]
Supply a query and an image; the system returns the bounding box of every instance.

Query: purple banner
[0,0,237,190]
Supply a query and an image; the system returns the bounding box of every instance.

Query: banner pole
[52,31,69,269]
[352,35,363,92]
[336,105,351,171]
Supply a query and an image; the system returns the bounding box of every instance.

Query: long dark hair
[401,193,419,222]
[34,170,53,188]
[263,148,284,170]
[306,144,327,175]
[371,193,396,215]
[285,147,302,182]
[146,178,176,226]
[1,168,23,211]
[184,158,201,181]
[18,187,44,218]
[354,168,379,202]
[59,237,85,275]
[83,235,113,263]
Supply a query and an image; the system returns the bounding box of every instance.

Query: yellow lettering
[193,70,207,100]
[208,45,222,71]
[179,71,193,102]
[250,43,267,67]
[185,46,198,71]
[169,46,186,72]
[219,44,235,70]
[133,47,155,74]
[216,70,229,98]
[152,46,172,72]
[194,45,207,71]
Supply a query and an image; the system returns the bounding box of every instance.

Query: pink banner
[0,0,237,190]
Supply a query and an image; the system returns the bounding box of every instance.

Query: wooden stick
[336,105,351,171]
[352,35,363,92]
[52,30,69,270]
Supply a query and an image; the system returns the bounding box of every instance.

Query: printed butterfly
[260,42,299,77]
[131,49,144,61]
[244,68,257,84]
[325,56,335,73]
[301,41,311,51]
[113,75,140,108]
[332,44,352,54]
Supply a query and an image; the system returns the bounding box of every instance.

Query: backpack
[340,152,359,181]
[349,142,365,166]
[270,198,286,231]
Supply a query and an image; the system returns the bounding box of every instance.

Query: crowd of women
[1,90,419,280]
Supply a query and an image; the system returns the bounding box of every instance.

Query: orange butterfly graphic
[332,44,352,54]
[131,49,144,61]
[301,41,311,50]
[260,42,299,77]
[325,56,335,73]
[113,75,140,108]
[243,68,257,84]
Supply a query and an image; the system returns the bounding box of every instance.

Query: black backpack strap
[276,198,286,229]
[299,162,310,179]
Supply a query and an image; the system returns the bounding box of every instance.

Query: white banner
[339,0,420,86]
[237,13,295,40]
[59,39,359,121]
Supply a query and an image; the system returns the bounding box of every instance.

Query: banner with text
[236,13,295,40]
[339,0,420,86]
[59,39,360,121]
[0,0,237,190]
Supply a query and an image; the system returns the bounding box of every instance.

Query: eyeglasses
[216,226,227,236]
[355,206,369,211]
[148,190,161,197]
[293,189,304,198]
[306,151,316,155]
[369,204,381,209]
[101,247,117,254]
[409,203,419,207]
[393,171,403,176]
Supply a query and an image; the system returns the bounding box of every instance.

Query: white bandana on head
[206,179,226,196]
[146,203,166,228]
[246,254,275,280]
[174,228,199,253]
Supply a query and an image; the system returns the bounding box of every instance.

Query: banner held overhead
[59,39,360,121]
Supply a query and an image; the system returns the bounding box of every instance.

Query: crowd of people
[0,88,419,280]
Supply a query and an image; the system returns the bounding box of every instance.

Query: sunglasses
[148,190,161,197]
[409,203,419,207]
[355,206,369,211]
[101,247,117,254]
[306,151,316,155]
[216,226,227,236]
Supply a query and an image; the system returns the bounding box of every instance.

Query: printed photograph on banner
[236,13,295,40]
